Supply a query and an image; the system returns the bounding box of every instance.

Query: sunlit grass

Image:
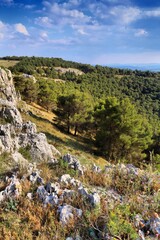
[22,103,107,168]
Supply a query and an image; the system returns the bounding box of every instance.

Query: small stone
[89,192,100,206]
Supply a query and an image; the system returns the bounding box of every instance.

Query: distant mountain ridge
[107,63,160,72]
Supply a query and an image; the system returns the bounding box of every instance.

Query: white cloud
[77,28,88,35]
[15,23,30,36]
[41,1,91,26]
[40,31,48,40]
[24,5,36,10]
[0,33,4,40]
[145,8,160,17]
[0,21,5,29]
[35,17,53,28]
[110,6,141,24]
[135,29,148,37]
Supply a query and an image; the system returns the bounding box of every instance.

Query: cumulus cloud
[15,23,30,36]
[41,1,91,26]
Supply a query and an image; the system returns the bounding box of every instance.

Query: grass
[22,102,107,168]
[0,60,19,68]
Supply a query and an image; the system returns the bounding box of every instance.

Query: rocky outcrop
[0,68,18,105]
[0,68,60,162]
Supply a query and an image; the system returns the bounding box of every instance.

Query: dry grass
[22,103,108,168]
[0,60,19,68]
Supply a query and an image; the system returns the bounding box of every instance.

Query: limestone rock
[0,124,17,153]
[92,163,101,173]
[0,68,61,162]
[58,204,82,225]
[0,68,18,105]
[63,153,84,175]
[89,192,100,206]
[0,175,22,202]
[59,174,82,187]
[1,106,23,127]
[12,151,28,166]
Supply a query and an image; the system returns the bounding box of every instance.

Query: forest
[1,56,159,168]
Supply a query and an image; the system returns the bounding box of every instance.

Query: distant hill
[108,63,160,72]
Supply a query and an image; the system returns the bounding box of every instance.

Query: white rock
[58,204,82,225]
[89,192,100,206]
[37,186,48,201]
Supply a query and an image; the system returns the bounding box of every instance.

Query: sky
[0,0,160,65]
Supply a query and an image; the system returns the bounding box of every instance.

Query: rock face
[0,67,60,162]
[0,68,18,105]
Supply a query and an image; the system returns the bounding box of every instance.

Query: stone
[1,106,23,127]
[89,192,100,206]
[43,193,59,206]
[0,191,5,202]
[59,174,72,185]
[37,186,48,201]
[150,212,160,235]
[0,68,61,162]
[0,124,17,153]
[27,192,33,200]
[0,68,18,105]
[59,174,82,188]
[63,153,84,175]
[12,152,28,166]
[29,172,43,185]
[92,163,101,173]
[78,186,88,197]
[58,204,82,225]
[0,175,22,202]
[22,121,37,134]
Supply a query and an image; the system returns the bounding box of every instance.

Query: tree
[37,79,56,111]
[57,91,93,135]
[14,76,38,103]
[95,97,153,163]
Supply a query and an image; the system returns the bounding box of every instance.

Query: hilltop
[0,67,159,240]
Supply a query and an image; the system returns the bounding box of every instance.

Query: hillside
[0,65,159,240]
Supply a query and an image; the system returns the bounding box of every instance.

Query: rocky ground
[0,67,159,239]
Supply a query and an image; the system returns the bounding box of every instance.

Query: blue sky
[0,0,160,65]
